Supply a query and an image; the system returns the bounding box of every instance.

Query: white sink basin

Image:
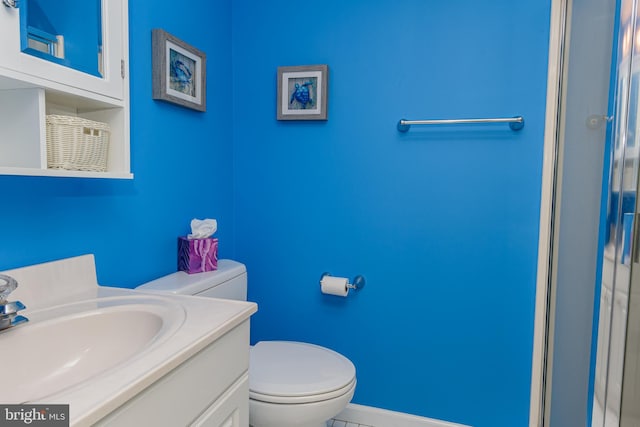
[0,255,256,426]
[0,296,185,403]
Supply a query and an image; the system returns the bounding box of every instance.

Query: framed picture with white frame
[152,29,206,112]
[277,65,328,121]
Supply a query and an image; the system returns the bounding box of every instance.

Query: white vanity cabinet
[94,320,251,427]
[1,255,257,426]
[0,0,132,179]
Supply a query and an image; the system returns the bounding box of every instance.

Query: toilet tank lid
[136,259,246,295]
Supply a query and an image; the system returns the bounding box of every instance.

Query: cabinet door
[191,375,249,427]
[0,0,125,100]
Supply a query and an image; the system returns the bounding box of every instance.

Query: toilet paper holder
[319,272,366,291]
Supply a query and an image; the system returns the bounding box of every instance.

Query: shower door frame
[531,0,619,425]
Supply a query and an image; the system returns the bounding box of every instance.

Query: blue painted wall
[232,1,551,427]
[0,1,553,426]
[0,0,235,287]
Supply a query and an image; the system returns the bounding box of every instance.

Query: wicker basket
[46,115,110,172]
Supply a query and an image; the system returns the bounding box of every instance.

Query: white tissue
[187,218,217,239]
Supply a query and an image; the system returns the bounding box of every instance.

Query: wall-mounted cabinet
[0,0,131,179]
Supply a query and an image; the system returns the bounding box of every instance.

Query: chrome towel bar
[397,116,525,132]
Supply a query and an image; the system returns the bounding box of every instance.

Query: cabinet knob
[2,0,18,8]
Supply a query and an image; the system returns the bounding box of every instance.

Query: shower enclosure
[543,0,640,425]
[591,0,640,425]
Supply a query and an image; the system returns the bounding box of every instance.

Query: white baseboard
[334,404,472,427]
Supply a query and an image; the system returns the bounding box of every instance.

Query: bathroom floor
[328,419,374,427]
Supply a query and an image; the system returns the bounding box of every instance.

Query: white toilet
[137,259,356,427]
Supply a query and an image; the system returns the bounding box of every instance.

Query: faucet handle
[0,314,28,330]
[0,274,17,303]
[0,300,25,315]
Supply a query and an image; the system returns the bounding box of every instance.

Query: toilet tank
[136,259,247,301]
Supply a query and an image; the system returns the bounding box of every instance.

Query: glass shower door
[593,0,640,425]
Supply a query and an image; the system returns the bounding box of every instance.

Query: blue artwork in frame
[289,77,317,110]
[277,65,328,120]
[169,48,197,98]
[152,29,207,112]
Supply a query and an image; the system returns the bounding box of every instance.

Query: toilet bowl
[249,341,355,427]
[136,260,356,427]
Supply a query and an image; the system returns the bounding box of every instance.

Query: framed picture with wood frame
[152,29,206,112]
[277,65,328,120]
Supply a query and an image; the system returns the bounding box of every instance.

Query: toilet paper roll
[321,276,349,297]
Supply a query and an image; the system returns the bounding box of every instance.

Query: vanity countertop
[0,255,257,426]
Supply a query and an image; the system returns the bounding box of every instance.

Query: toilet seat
[249,341,356,404]
[250,377,356,404]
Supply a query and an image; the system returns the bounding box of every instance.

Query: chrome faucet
[0,274,28,331]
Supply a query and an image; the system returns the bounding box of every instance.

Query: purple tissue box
[178,236,218,274]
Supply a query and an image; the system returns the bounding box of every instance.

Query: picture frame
[152,29,207,112]
[277,65,328,121]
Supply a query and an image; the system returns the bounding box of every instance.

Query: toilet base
[248,380,355,427]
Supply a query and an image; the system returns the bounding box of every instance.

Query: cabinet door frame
[0,0,125,100]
